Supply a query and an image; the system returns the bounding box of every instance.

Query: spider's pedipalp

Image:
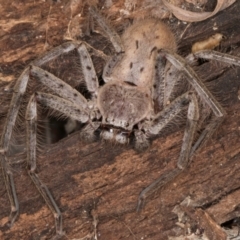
[79,122,100,143]
[134,129,150,152]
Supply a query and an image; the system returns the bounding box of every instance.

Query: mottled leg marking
[35,92,90,122]
[89,6,125,83]
[26,95,63,236]
[161,49,226,154]
[137,49,238,210]
[77,43,99,95]
[0,68,30,226]
[134,130,150,152]
[191,50,240,66]
[154,55,181,109]
[185,49,240,153]
[138,92,199,210]
[89,6,124,53]
[0,155,19,226]
[30,65,88,108]
[0,41,91,229]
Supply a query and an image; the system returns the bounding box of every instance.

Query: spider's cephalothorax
[98,81,152,144]
[1,6,240,238]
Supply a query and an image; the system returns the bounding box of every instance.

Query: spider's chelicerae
[1,6,240,237]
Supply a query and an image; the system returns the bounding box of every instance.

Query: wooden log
[0,1,240,239]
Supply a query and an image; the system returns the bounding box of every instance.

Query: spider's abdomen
[97,81,152,130]
[110,19,177,88]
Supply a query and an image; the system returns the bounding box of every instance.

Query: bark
[0,1,240,239]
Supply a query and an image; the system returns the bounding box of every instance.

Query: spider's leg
[89,6,124,53]
[185,50,240,154]
[153,56,166,109]
[31,42,103,140]
[35,92,90,122]
[1,68,30,154]
[137,92,199,210]
[89,6,125,82]
[102,53,124,82]
[30,65,88,107]
[154,55,182,109]
[33,41,102,99]
[83,41,109,61]
[36,90,100,142]
[30,61,100,141]
[26,92,91,236]
[32,43,101,101]
[0,42,83,227]
[32,41,78,66]
[188,50,240,66]
[0,68,30,226]
[33,41,104,98]
[26,95,62,236]
[161,49,227,154]
[77,43,99,95]
[1,42,80,149]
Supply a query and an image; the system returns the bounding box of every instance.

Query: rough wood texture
[0,1,240,239]
[175,206,228,240]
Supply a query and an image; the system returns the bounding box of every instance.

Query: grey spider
[1,6,240,238]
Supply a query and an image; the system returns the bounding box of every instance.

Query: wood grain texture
[0,1,240,239]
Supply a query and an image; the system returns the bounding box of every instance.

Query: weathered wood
[0,1,240,239]
[207,189,240,225]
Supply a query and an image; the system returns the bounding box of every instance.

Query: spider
[1,6,240,238]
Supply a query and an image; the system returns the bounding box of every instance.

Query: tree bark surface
[0,1,240,239]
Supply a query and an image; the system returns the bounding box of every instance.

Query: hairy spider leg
[0,6,126,235]
[137,91,199,210]
[89,6,124,53]
[188,50,240,154]
[163,49,226,152]
[0,41,100,235]
[137,49,240,209]
[0,42,79,227]
[24,40,103,236]
[164,49,240,153]
[26,90,91,236]
[190,50,240,66]
[89,6,126,83]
